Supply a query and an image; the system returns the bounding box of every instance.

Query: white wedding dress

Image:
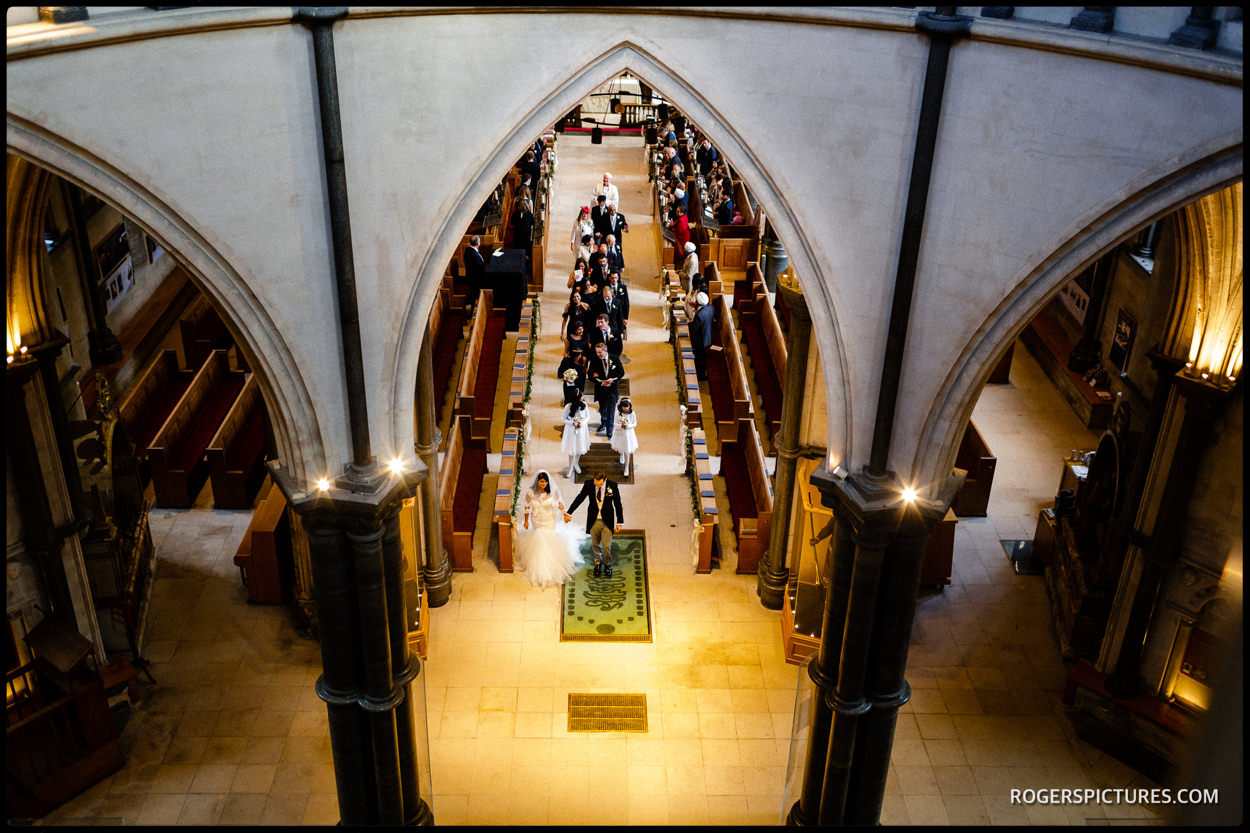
[518,490,587,588]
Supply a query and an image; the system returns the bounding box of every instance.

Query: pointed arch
[387,40,853,465]
[910,138,1242,496]
[7,116,327,486]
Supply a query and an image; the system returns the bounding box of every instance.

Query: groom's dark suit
[566,478,624,574]
[567,478,624,532]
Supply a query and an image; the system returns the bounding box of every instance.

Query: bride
[517,470,587,588]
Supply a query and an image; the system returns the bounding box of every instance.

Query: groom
[564,470,623,577]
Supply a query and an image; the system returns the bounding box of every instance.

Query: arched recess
[911,137,1243,497]
[6,116,327,487]
[6,155,55,349]
[388,40,853,464]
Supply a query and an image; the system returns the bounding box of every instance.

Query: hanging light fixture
[657,103,669,121]
[591,126,603,144]
[645,125,658,144]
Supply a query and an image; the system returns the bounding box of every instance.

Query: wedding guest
[561,393,592,478]
[611,398,639,478]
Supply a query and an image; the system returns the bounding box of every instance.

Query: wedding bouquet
[572,417,584,430]
[562,368,578,384]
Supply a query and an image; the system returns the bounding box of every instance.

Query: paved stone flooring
[38,133,1164,826]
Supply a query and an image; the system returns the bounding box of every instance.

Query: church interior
[6,6,1243,827]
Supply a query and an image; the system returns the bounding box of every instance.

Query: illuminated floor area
[36,135,1164,827]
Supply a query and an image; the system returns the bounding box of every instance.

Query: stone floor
[36,133,1164,826]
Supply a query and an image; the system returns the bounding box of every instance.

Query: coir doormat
[560,532,651,642]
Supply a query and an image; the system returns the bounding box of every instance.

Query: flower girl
[562,392,591,477]
[610,398,639,477]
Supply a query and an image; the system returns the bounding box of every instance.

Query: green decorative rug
[560,532,651,642]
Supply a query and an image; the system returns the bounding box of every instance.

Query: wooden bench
[147,349,247,508]
[1021,309,1114,429]
[430,284,467,408]
[719,417,774,575]
[440,417,487,571]
[706,295,754,452]
[701,261,724,301]
[232,483,291,604]
[735,265,787,451]
[453,289,507,442]
[118,349,195,471]
[689,428,720,573]
[505,297,536,429]
[951,419,996,518]
[205,374,269,510]
[494,426,521,572]
[178,294,231,370]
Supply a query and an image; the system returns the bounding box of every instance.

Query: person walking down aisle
[564,471,624,578]
[561,393,592,478]
[610,398,639,477]
[518,471,586,589]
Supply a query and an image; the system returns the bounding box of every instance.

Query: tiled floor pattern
[37,134,1164,826]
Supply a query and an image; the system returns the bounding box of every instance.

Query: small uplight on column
[901,487,918,503]
[317,477,331,493]
[389,457,405,475]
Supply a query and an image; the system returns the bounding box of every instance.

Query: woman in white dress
[518,471,585,588]
[610,398,639,477]
[561,393,592,477]
[570,206,594,254]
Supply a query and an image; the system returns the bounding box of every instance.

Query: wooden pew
[440,416,487,571]
[147,350,247,508]
[736,265,787,452]
[453,289,507,442]
[951,419,996,517]
[232,484,291,604]
[118,349,195,470]
[1021,309,1114,429]
[689,428,720,573]
[505,297,536,430]
[706,295,754,453]
[701,261,724,301]
[719,417,774,575]
[178,294,231,370]
[494,426,521,572]
[205,374,269,510]
[430,284,467,410]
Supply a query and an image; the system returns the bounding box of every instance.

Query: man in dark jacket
[688,291,714,381]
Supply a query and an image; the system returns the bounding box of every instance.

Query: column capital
[268,458,425,535]
[776,277,811,323]
[809,462,962,547]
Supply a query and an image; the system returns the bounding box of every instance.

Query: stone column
[271,462,434,826]
[1105,372,1231,698]
[760,221,788,295]
[1169,7,1221,50]
[758,279,812,609]
[786,512,854,825]
[415,336,452,607]
[62,181,123,366]
[1067,257,1111,375]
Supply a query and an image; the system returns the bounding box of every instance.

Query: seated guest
[463,234,486,306]
[589,313,623,361]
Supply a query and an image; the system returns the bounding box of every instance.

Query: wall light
[317,478,330,492]
[389,458,404,475]
[901,487,917,502]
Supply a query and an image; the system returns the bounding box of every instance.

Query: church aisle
[423,132,799,826]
